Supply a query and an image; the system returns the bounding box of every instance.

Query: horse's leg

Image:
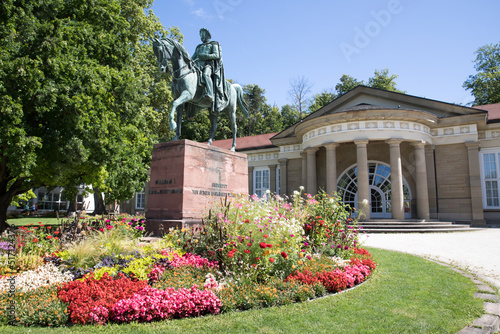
[227,87,238,151]
[174,105,183,141]
[207,112,218,146]
[228,103,237,152]
[170,90,193,140]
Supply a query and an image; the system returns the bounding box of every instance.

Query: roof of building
[473,103,500,122]
[211,132,279,151]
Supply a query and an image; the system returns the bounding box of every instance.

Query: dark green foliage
[0,0,180,230]
[463,42,500,105]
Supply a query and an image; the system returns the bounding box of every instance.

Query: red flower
[247,243,252,247]
[54,231,60,234]
[269,258,275,263]
[281,251,288,259]
[47,236,53,240]
[244,219,250,223]
[267,243,273,248]
[244,249,251,254]
[39,224,45,227]
[54,237,59,240]
[259,242,267,249]
[263,234,268,238]
[47,226,52,229]
[32,238,39,243]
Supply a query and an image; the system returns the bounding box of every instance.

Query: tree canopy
[463,42,500,106]
[0,0,176,232]
[309,69,405,112]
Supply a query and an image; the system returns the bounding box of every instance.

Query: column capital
[300,151,307,158]
[465,141,480,150]
[248,166,254,171]
[306,147,319,154]
[354,139,369,146]
[278,158,288,164]
[411,140,427,148]
[425,144,436,152]
[324,142,339,150]
[269,165,277,171]
[386,138,404,146]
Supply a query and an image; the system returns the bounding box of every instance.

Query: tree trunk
[93,187,106,215]
[0,194,13,235]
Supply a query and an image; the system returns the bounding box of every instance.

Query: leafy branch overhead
[0,0,178,232]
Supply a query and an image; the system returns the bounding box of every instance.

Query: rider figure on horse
[192,28,227,113]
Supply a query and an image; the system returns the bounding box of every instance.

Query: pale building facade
[214,86,500,226]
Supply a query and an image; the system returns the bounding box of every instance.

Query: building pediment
[271,86,487,145]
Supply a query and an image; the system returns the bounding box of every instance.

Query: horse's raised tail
[234,84,249,118]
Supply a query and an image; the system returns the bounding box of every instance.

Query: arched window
[337,161,411,218]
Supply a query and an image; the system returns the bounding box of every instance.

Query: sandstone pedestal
[146,139,248,235]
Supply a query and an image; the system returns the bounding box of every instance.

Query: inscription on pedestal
[146,139,248,235]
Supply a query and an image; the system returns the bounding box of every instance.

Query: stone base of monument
[145,139,248,236]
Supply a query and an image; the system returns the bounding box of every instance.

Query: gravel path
[360,229,500,290]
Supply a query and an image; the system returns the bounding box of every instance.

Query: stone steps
[359,219,480,233]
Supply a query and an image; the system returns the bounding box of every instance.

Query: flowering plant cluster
[286,257,376,293]
[57,272,147,324]
[110,285,221,324]
[167,189,361,283]
[14,223,62,257]
[1,190,376,328]
[303,191,360,257]
[0,262,73,292]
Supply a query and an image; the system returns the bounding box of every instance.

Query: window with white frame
[253,167,270,197]
[136,190,146,210]
[480,150,500,208]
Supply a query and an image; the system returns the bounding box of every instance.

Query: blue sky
[151,0,500,107]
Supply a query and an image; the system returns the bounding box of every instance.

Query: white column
[306,147,319,195]
[465,142,486,226]
[278,158,288,196]
[300,152,307,191]
[355,139,370,220]
[387,139,404,220]
[325,143,339,195]
[412,141,430,220]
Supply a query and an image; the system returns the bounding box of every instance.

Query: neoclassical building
[214,86,500,226]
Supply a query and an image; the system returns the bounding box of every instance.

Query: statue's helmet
[200,28,211,39]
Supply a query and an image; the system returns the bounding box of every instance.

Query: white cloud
[191,7,214,19]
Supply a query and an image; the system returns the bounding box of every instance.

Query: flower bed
[0,190,376,327]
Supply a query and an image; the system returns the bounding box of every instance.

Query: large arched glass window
[337,161,411,218]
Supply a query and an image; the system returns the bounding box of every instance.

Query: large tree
[288,76,313,120]
[0,0,174,232]
[463,42,500,106]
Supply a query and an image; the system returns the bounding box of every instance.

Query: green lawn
[6,217,64,227]
[0,247,485,333]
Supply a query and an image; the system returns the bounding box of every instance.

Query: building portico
[213,86,500,226]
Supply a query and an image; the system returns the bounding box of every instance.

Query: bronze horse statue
[153,38,249,151]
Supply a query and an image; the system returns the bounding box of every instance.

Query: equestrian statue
[153,29,249,151]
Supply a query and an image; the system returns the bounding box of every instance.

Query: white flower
[299,186,304,191]
[293,190,300,196]
[0,262,73,292]
[362,199,369,206]
[266,189,271,194]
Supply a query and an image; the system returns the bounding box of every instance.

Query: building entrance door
[337,161,412,219]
